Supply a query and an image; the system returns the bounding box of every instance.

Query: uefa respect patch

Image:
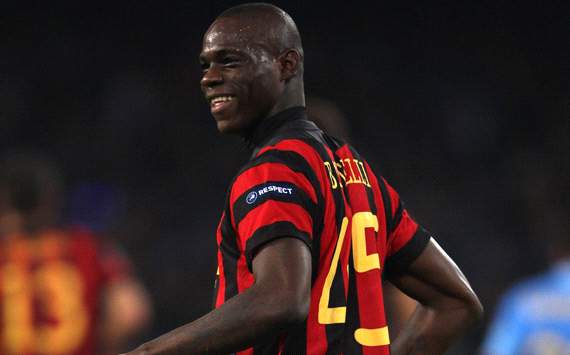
[245,190,258,204]
[245,183,295,204]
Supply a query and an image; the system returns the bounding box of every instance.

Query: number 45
[318,212,390,347]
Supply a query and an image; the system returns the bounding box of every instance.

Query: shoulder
[228,136,328,210]
[241,128,331,183]
[66,225,127,262]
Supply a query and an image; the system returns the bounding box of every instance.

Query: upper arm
[99,276,152,354]
[374,177,481,313]
[251,237,312,321]
[101,277,152,330]
[97,239,152,346]
[387,238,482,314]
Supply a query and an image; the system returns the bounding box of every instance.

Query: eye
[222,56,240,67]
[200,61,210,72]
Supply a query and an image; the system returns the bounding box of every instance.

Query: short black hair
[0,153,63,213]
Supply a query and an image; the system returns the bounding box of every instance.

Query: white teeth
[211,96,234,104]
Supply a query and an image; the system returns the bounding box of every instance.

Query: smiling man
[123,3,482,354]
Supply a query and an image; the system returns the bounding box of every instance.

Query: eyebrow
[199,48,244,63]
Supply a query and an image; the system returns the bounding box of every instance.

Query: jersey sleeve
[229,149,320,271]
[379,177,431,274]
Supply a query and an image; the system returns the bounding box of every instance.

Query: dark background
[2,1,568,353]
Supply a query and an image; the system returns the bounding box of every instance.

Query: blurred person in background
[307,96,418,338]
[123,3,482,354]
[481,158,570,355]
[0,153,152,355]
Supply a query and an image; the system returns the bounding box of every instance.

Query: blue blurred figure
[482,163,570,355]
[482,260,570,354]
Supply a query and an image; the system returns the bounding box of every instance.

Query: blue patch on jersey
[245,183,295,205]
[246,191,258,204]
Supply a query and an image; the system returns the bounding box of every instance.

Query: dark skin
[122,238,311,354]
[388,239,483,354]
[199,15,304,135]
[123,7,482,355]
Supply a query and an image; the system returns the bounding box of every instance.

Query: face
[199,17,284,134]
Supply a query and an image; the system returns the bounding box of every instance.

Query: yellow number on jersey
[318,217,349,324]
[0,261,89,354]
[318,212,390,346]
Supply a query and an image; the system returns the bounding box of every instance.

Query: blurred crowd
[1,1,567,353]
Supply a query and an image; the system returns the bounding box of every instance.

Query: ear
[277,49,301,81]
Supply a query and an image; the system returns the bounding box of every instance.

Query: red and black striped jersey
[213,107,430,355]
[0,226,131,355]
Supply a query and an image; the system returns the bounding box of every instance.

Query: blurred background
[1,0,568,353]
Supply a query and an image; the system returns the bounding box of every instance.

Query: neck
[243,106,306,149]
[238,79,305,139]
[268,79,305,118]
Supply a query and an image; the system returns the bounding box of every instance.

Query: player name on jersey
[323,158,371,189]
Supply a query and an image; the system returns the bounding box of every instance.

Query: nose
[200,65,223,89]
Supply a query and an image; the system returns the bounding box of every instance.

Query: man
[0,153,152,355]
[124,3,482,354]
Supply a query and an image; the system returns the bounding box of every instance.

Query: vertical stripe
[376,177,394,240]
[349,148,379,219]
[343,251,363,355]
[340,147,390,354]
[220,206,240,302]
[214,217,226,308]
[304,137,351,354]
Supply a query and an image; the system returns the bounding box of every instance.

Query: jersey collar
[244,106,307,149]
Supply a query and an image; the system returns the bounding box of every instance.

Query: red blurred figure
[0,153,151,355]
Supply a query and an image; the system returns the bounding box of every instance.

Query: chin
[215,119,240,135]
[216,121,232,134]
[215,113,257,136]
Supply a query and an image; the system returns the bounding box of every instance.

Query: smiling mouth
[209,95,236,113]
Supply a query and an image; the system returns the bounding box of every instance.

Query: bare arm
[122,237,312,354]
[383,280,417,338]
[99,277,153,355]
[389,238,483,355]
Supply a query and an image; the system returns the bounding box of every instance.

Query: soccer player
[123,3,483,354]
[0,153,152,355]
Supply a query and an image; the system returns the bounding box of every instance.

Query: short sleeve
[379,178,430,274]
[229,149,320,270]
